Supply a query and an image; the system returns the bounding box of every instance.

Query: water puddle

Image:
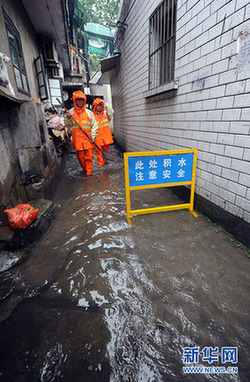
[0,145,249,381]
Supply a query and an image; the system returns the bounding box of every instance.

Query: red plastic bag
[4,204,39,230]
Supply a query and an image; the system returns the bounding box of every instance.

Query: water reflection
[102,255,165,382]
[0,146,249,381]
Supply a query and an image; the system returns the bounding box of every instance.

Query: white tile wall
[111,0,250,223]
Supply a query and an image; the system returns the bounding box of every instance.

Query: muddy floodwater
[0,145,249,382]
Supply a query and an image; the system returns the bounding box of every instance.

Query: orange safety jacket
[71,109,94,151]
[101,116,114,145]
[93,112,104,148]
[93,98,114,146]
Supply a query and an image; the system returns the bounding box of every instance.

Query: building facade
[0,0,84,225]
[107,0,250,246]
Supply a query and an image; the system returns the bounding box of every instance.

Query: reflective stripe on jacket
[100,116,113,145]
[71,109,94,151]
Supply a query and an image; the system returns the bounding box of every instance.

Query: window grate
[149,0,177,90]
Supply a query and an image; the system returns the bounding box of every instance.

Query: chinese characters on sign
[128,153,194,187]
[124,149,198,224]
[183,346,238,364]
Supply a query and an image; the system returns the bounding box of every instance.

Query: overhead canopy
[21,0,71,69]
[85,23,114,56]
[98,53,121,84]
[85,23,114,38]
[100,54,120,73]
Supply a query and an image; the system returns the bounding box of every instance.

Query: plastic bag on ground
[4,204,39,230]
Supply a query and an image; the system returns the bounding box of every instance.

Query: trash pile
[44,106,71,156]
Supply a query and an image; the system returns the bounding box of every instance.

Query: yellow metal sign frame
[124,149,198,224]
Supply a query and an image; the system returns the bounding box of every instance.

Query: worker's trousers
[96,147,104,167]
[77,149,94,176]
[102,144,110,164]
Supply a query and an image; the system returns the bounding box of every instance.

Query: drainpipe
[82,36,90,88]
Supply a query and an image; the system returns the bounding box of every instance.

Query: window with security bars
[4,13,29,94]
[149,0,177,90]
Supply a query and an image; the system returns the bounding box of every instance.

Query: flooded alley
[0,145,249,382]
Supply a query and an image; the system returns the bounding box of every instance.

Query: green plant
[204,216,212,224]
[226,235,236,242]
[215,226,222,233]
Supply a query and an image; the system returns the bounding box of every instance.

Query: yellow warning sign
[124,149,198,224]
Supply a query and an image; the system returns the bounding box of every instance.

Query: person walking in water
[93,98,114,166]
[64,90,99,176]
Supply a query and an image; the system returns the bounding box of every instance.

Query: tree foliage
[78,0,120,26]
[75,0,120,73]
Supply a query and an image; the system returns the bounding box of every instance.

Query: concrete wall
[0,0,41,100]
[0,98,59,224]
[111,0,250,230]
[90,83,112,105]
[0,0,60,224]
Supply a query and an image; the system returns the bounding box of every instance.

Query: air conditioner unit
[52,68,63,79]
[52,67,60,78]
[43,40,58,65]
[51,61,64,79]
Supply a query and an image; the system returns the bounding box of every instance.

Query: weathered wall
[111,0,250,230]
[0,98,59,224]
[0,0,40,100]
[0,101,27,222]
[0,0,61,225]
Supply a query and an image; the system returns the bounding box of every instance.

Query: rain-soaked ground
[0,145,249,382]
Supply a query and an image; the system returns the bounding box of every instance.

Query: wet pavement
[0,145,249,382]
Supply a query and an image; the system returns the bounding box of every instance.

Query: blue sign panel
[128,153,194,187]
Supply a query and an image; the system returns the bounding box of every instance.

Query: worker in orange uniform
[64,90,99,176]
[93,98,114,166]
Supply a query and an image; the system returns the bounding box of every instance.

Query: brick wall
[111,0,250,225]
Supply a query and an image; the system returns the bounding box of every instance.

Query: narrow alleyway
[0,145,249,382]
